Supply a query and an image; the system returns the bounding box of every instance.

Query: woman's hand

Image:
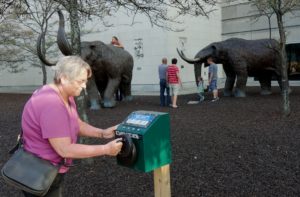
[102,125,119,139]
[105,138,123,156]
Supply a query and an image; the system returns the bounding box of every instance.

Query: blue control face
[125,113,156,127]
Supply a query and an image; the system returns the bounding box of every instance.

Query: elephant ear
[196,43,220,61]
[80,43,97,66]
[211,43,226,61]
[90,45,96,50]
[211,45,219,57]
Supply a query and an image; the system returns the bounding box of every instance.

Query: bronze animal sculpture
[177,38,282,97]
[37,11,134,108]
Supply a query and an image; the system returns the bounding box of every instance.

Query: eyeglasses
[73,79,88,86]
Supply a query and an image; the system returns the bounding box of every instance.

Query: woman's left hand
[102,125,119,139]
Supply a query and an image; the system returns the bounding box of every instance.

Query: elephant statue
[37,10,134,108]
[177,38,282,97]
[81,41,134,108]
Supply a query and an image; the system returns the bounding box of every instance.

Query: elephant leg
[258,74,272,95]
[94,79,107,105]
[276,75,283,90]
[122,82,133,101]
[223,64,236,96]
[234,67,247,97]
[224,76,235,97]
[120,74,133,101]
[99,86,106,101]
[103,78,121,108]
[86,77,100,110]
[223,64,235,97]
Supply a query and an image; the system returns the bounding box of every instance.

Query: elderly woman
[21,56,123,197]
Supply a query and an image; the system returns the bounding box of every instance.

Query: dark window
[286,43,300,80]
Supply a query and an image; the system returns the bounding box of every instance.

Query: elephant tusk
[36,10,73,66]
[57,10,73,56]
[176,48,201,64]
[36,32,57,66]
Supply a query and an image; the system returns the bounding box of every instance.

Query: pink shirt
[22,85,79,173]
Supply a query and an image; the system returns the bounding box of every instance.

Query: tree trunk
[268,16,272,39]
[42,64,47,85]
[41,33,47,85]
[69,2,80,54]
[68,0,93,164]
[276,12,290,117]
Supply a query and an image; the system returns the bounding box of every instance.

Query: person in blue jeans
[207,57,219,102]
[158,58,171,106]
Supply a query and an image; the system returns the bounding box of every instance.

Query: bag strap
[9,133,22,154]
[9,130,75,167]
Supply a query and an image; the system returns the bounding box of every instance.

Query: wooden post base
[154,164,171,197]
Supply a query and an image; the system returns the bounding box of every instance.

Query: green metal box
[116,110,172,172]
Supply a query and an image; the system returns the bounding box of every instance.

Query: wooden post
[154,164,171,197]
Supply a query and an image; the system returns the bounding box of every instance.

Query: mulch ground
[0,86,300,197]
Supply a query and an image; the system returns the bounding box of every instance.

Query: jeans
[23,173,65,197]
[209,80,217,91]
[159,79,171,106]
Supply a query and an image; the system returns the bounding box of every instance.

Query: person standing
[197,76,205,102]
[158,58,171,107]
[111,36,124,49]
[207,57,219,102]
[166,58,182,108]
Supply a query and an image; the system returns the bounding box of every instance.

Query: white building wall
[82,6,222,93]
[0,5,222,94]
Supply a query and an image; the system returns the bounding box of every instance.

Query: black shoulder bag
[1,133,61,196]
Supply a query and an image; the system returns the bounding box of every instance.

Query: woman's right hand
[106,138,123,156]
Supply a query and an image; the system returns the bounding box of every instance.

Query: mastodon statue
[177,38,282,97]
[37,10,134,108]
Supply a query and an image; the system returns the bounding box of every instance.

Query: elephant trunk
[57,10,73,56]
[194,62,202,85]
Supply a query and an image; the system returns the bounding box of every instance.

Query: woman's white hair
[53,56,91,84]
